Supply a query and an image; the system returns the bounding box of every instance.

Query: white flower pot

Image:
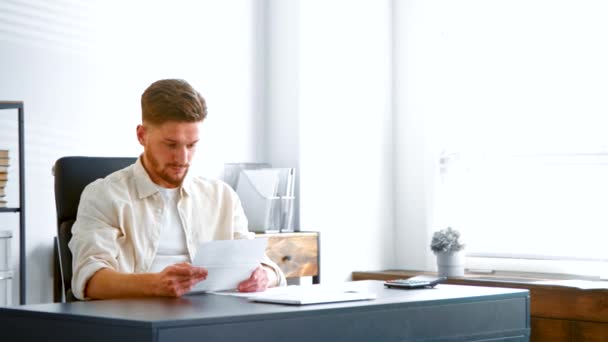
[435,251,465,278]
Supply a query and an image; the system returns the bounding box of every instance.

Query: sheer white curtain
[399,0,608,276]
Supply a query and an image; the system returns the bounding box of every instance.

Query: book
[0,199,6,208]
[0,180,6,187]
[0,150,8,159]
[0,187,4,197]
[0,158,8,166]
[0,172,6,181]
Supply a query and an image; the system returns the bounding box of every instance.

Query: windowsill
[464,256,608,280]
[464,268,605,282]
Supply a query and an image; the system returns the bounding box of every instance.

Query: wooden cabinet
[352,270,608,341]
[257,231,319,283]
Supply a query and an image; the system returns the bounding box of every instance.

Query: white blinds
[0,0,97,55]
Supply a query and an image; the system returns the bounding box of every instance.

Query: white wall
[264,0,301,229]
[0,0,259,304]
[392,0,442,272]
[298,0,396,283]
[0,0,400,304]
[264,0,397,284]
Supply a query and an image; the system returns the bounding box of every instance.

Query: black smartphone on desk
[384,275,447,289]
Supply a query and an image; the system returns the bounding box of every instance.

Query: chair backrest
[53,156,136,301]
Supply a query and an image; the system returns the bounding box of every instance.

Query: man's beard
[144,149,189,187]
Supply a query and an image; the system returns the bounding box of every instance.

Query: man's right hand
[155,263,208,297]
[85,263,208,299]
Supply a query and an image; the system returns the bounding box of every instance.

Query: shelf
[0,100,25,305]
[0,102,23,109]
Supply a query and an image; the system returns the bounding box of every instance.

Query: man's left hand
[237,265,277,292]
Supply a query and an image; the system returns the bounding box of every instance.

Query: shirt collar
[133,156,193,199]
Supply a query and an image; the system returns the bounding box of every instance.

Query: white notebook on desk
[248,287,377,305]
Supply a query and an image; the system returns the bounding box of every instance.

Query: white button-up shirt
[69,157,286,300]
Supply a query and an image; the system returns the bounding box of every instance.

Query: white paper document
[251,289,376,305]
[190,238,268,293]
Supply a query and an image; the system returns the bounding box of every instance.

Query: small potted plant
[430,227,465,277]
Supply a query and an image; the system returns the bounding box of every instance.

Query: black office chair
[53,156,136,302]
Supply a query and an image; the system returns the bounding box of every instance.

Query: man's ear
[136,124,146,146]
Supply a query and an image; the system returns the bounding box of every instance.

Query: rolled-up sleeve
[68,181,122,300]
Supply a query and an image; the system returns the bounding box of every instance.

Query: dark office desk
[0,281,530,342]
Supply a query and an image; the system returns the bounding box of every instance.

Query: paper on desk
[190,238,268,293]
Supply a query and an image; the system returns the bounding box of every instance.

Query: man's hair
[141,79,207,124]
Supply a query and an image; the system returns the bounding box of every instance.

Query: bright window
[425,0,608,276]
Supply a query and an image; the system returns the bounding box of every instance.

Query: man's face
[137,121,200,188]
